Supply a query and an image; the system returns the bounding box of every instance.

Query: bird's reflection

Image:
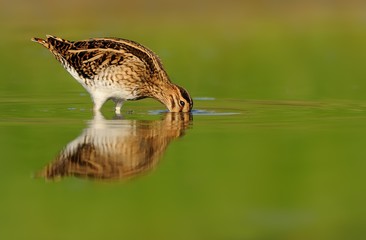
[38,112,192,181]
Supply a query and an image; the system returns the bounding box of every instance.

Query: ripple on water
[148,96,241,116]
[148,109,240,116]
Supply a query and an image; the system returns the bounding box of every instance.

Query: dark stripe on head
[177,86,193,109]
[170,94,176,109]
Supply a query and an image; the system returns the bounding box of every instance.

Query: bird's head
[161,84,193,112]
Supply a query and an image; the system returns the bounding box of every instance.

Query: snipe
[31,35,193,113]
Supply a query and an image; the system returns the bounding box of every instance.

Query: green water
[1,97,366,239]
[2,2,366,239]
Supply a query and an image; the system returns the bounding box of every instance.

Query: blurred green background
[1,0,366,101]
[1,0,366,239]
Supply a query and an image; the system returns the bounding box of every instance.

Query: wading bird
[32,35,193,113]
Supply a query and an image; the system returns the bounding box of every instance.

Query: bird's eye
[179,100,185,107]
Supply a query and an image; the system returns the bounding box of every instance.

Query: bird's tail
[31,36,49,48]
[31,34,71,49]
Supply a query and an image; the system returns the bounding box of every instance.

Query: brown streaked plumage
[31,35,193,113]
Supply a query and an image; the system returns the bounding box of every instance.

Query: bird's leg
[93,110,105,121]
[93,103,102,113]
[113,99,124,114]
[92,93,108,114]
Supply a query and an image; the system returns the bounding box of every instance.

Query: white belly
[63,60,139,112]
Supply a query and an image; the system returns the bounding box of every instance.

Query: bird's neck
[149,81,176,110]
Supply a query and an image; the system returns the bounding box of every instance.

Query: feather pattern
[32,35,193,113]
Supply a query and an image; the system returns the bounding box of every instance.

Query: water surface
[1,98,366,239]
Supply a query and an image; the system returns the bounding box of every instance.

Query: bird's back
[32,35,170,85]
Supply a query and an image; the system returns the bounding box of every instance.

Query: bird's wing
[64,48,150,81]
[40,36,169,84]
